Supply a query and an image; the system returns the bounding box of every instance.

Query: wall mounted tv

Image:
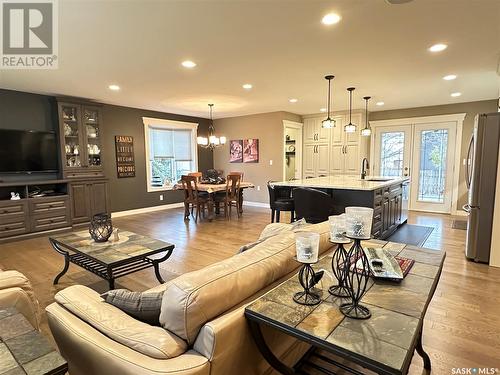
[0,129,58,173]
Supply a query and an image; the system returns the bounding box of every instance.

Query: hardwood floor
[0,207,499,373]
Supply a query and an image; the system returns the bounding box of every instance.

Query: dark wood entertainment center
[0,99,110,243]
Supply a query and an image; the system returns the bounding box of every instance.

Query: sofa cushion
[160,221,331,344]
[55,285,187,359]
[101,289,164,326]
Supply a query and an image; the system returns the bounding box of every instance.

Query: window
[143,117,198,192]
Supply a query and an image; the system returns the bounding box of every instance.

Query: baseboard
[243,201,268,208]
[112,202,184,218]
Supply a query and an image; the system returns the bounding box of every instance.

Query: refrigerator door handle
[465,133,474,189]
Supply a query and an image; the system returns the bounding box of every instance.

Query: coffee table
[49,229,174,290]
[245,239,445,375]
[0,307,67,375]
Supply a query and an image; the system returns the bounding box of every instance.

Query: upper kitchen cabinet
[58,101,105,179]
[304,117,330,143]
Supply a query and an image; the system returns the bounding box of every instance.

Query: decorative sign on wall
[229,139,243,163]
[115,135,136,178]
[243,138,259,163]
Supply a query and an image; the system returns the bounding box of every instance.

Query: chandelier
[197,104,226,149]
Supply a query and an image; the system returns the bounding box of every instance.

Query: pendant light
[361,96,372,137]
[321,75,336,129]
[197,104,226,149]
[344,87,357,133]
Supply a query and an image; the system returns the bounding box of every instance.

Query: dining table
[175,181,254,221]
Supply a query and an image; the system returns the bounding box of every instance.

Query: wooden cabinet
[303,143,329,178]
[70,180,110,225]
[58,101,104,179]
[377,183,403,239]
[303,112,368,177]
[304,118,330,143]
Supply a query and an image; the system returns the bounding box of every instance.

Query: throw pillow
[101,289,164,325]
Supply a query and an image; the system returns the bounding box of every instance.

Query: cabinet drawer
[30,197,69,214]
[373,208,382,225]
[31,214,70,232]
[66,171,104,179]
[0,220,28,238]
[0,201,27,224]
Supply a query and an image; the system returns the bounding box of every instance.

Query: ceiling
[1,0,499,119]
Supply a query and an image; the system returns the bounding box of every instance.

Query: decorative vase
[89,213,113,242]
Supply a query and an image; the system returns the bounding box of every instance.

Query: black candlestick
[293,263,321,306]
[329,242,350,298]
[339,237,371,319]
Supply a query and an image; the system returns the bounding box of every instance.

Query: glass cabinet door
[61,104,83,169]
[83,106,102,168]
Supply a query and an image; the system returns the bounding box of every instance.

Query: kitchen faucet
[361,158,369,180]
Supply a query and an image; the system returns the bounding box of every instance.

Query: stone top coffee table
[245,239,445,375]
[0,307,67,375]
[49,229,174,290]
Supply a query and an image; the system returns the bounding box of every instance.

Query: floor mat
[387,224,434,247]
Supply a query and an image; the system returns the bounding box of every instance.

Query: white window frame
[143,117,199,192]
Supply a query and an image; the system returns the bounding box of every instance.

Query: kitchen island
[274,176,410,239]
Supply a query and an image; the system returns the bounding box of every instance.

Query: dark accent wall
[0,89,214,212]
[101,104,213,212]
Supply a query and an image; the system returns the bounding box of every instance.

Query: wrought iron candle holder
[89,213,113,242]
[339,236,372,319]
[293,262,322,306]
[328,240,351,298]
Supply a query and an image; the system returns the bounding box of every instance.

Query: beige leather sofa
[0,267,41,329]
[46,222,333,375]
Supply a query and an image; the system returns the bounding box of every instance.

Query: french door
[374,122,456,213]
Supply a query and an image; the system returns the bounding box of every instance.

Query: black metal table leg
[107,266,115,290]
[50,239,71,285]
[248,320,296,375]
[416,327,431,370]
[151,249,173,284]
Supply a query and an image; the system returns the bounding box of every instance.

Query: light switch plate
[269,160,273,165]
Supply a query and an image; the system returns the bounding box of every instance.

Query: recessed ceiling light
[242,83,253,90]
[429,43,447,52]
[376,101,385,106]
[289,98,298,103]
[320,108,327,112]
[322,13,341,25]
[443,74,457,81]
[108,84,120,91]
[181,60,197,68]
[451,92,462,97]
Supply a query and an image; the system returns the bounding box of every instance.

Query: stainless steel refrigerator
[464,113,500,263]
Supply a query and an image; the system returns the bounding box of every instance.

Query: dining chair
[267,181,294,223]
[181,175,208,222]
[293,187,335,223]
[227,171,244,212]
[216,174,242,219]
[228,171,244,180]
[188,172,203,182]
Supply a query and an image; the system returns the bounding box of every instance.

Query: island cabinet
[329,181,404,240]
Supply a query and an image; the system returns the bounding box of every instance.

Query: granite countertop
[273,175,410,191]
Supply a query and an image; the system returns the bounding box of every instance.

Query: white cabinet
[303,111,369,177]
[304,118,330,143]
[303,143,329,178]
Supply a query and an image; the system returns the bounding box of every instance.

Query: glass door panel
[417,129,448,203]
[61,105,83,168]
[373,125,412,177]
[410,122,456,213]
[83,107,102,167]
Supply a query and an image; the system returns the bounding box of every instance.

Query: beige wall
[370,100,498,210]
[213,111,301,203]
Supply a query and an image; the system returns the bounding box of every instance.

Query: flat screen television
[0,129,58,173]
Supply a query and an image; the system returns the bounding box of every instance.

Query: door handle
[465,134,474,189]
[462,204,471,213]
